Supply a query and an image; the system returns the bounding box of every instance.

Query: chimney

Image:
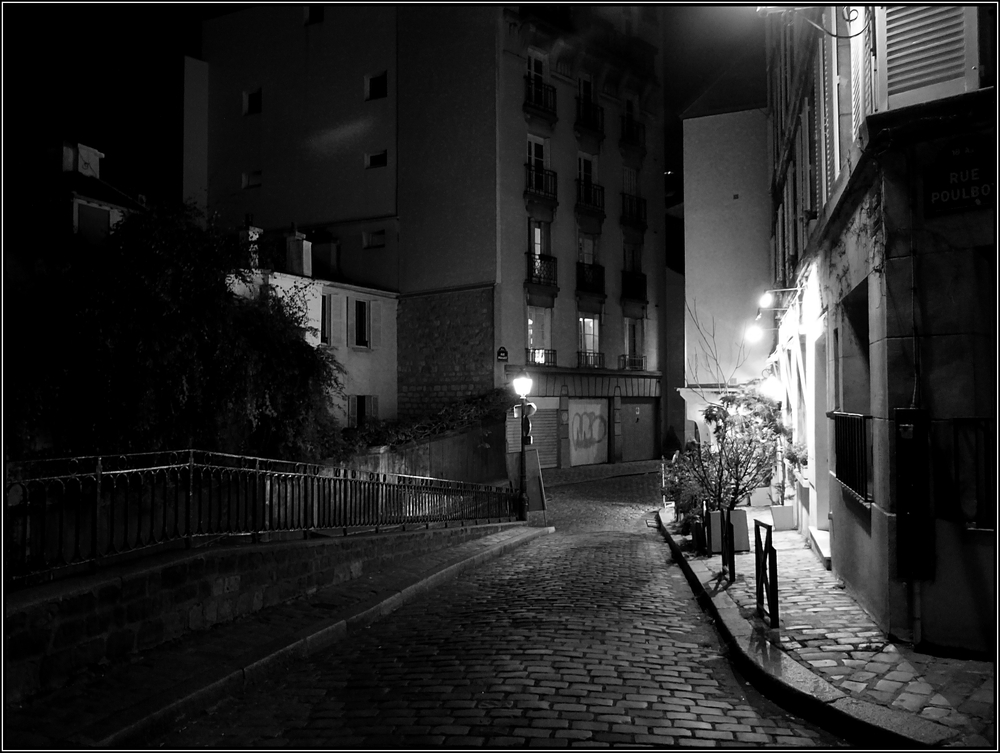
[62,142,104,179]
[285,228,312,277]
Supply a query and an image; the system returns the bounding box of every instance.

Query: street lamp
[512,371,534,519]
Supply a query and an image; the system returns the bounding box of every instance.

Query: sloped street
[146,472,846,748]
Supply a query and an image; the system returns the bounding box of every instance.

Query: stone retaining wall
[5,521,522,703]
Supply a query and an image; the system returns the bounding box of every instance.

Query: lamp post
[512,370,534,519]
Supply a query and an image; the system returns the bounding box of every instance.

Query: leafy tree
[5,202,344,461]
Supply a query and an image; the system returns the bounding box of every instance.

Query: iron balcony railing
[523,76,557,116]
[524,164,558,200]
[5,449,519,585]
[618,354,645,371]
[525,348,557,367]
[621,270,647,302]
[577,350,604,369]
[576,261,605,296]
[620,116,646,148]
[525,252,558,288]
[575,180,605,212]
[575,97,605,135]
[621,193,647,226]
[830,411,873,504]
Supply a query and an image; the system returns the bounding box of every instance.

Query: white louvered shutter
[876,6,980,111]
[850,6,873,139]
[327,292,345,346]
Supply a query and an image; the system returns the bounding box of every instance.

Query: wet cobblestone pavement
[146,473,847,748]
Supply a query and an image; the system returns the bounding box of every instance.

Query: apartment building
[184,5,684,469]
[759,5,995,654]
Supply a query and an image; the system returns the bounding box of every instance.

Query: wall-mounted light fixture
[745,324,777,344]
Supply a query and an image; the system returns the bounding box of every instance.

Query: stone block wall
[397,286,495,421]
[5,521,522,703]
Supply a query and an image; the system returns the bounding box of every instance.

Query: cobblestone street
[145,473,847,748]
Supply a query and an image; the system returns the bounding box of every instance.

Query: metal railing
[524,76,557,116]
[755,520,779,628]
[950,417,995,530]
[525,348,557,367]
[576,262,605,296]
[575,97,605,135]
[830,411,873,504]
[5,449,519,585]
[621,270,647,302]
[620,116,645,148]
[621,193,647,226]
[618,354,645,371]
[577,350,604,369]
[525,252,558,288]
[524,164,558,200]
[575,180,605,212]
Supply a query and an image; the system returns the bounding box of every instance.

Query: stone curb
[655,510,958,749]
[71,526,555,748]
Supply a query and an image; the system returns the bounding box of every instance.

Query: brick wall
[397,286,495,420]
[4,521,522,703]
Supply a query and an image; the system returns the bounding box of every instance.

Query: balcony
[576,261,605,297]
[620,270,647,304]
[524,164,558,217]
[618,354,646,371]
[577,351,604,369]
[574,97,605,148]
[526,348,557,367]
[575,180,605,228]
[523,77,557,128]
[525,252,557,288]
[620,193,647,232]
[619,116,646,164]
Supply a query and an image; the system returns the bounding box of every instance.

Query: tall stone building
[184,5,684,468]
[759,5,995,654]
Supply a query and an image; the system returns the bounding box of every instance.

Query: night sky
[3,4,763,206]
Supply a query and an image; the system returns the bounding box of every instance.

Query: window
[579,75,594,104]
[243,88,262,115]
[242,170,262,189]
[527,52,545,82]
[624,316,643,357]
[304,5,324,24]
[527,305,551,350]
[348,395,378,428]
[577,154,597,184]
[349,298,381,349]
[623,166,638,196]
[624,242,642,272]
[363,229,385,248]
[365,150,388,168]
[366,71,388,100]
[527,135,548,169]
[529,219,549,256]
[578,232,598,264]
[578,314,600,353]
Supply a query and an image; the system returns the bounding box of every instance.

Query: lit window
[578,315,600,353]
[527,305,552,350]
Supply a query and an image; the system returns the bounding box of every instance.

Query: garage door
[621,398,658,461]
[506,408,559,468]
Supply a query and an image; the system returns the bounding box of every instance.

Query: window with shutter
[877,6,980,111]
[321,291,345,346]
[850,6,873,138]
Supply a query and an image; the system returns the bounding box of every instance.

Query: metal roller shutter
[506,409,559,469]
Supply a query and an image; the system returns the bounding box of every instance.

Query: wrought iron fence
[525,348,557,367]
[5,449,519,585]
[620,116,645,148]
[575,97,605,134]
[618,355,645,371]
[577,350,604,369]
[755,520,779,628]
[621,193,647,226]
[575,180,605,212]
[621,270,647,302]
[830,411,873,504]
[576,262,605,296]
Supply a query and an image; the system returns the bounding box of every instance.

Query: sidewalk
[3,525,553,750]
[658,502,995,748]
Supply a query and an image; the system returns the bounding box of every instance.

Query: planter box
[770,505,796,530]
[707,510,750,553]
